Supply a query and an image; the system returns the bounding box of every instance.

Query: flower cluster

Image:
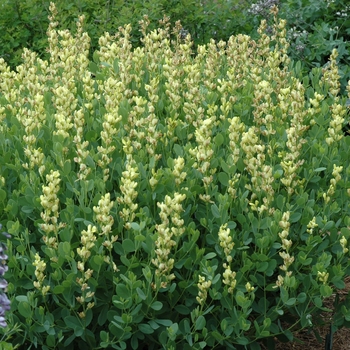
[33,253,50,296]
[172,157,187,186]
[275,212,294,288]
[73,108,91,180]
[218,224,237,294]
[144,77,162,158]
[40,170,65,249]
[71,15,93,177]
[189,106,216,194]
[326,103,346,145]
[222,264,237,294]
[218,224,234,263]
[306,217,318,235]
[93,193,115,238]
[323,164,343,204]
[0,225,10,328]
[340,236,349,254]
[14,49,48,176]
[196,275,212,306]
[76,225,97,316]
[321,49,341,98]
[279,80,307,195]
[152,192,186,288]
[93,193,118,272]
[317,271,329,285]
[228,117,245,165]
[241,126,274,212]
[117,158,139,229]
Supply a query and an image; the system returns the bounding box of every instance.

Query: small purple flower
[0,224,10,328]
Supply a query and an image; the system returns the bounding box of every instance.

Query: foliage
[0,0,252,69]
[1,3,350,349]
[246,0,350,92]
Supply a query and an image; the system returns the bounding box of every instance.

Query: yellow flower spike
[196,275,212,306]
[222,264,237,294]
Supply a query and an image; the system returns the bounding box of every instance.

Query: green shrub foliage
[0,0,252,69]
[0,3,350,349]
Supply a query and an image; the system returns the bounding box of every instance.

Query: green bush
[1,3,350,349]
[246,0,350,91]
[0,0,252,69]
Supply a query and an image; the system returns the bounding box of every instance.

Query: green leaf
[320,285,333,298]
[64,316,82,330]
[155,319,173,327]
[195,315,206,330]
[58,241,71,256]
[283,329,293,341]
[150,301,163,311]
[64,334,76,347]
[275,195,284,210]
[297,292,307,303]
[136,287,146,300]
[214,133,224,147]
[0,341,14,350]
[290,212,302,223]
[204,252,216,260]
[285,298,296,306]
[280,287,289,303]
[53,285,65,294]
[174,305,190,315]
[256,262,269,272]
[100,330,108,342]
[142,266,152,283]
[130,222,140,230]
[21,206,33,214]
[0,189,6,202]
[236,336,249,345]
[211,204,221,218]
[218,172,229,186]
[18,301,32,318]
[122,239,135,253]
[63,160,71,175]
[115,284,130,299]
[173,144,183,157]
[314,297,323,308]
[138,323,154,334]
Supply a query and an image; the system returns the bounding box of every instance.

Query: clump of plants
[0,3,350,349]
[247,0,350,92]
[0,0,252,69]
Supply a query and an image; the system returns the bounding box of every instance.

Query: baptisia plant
[1,3,350,349]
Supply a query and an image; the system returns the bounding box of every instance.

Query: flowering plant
[0,3,350,349]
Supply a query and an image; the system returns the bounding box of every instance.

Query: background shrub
[0,0,252,68]
[2,0,349,92]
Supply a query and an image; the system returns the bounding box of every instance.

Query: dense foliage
[0,0,252,68]
[1,0,349,91]
[0,3,350,349]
